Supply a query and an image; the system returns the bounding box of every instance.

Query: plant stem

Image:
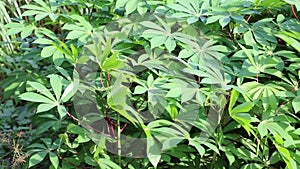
[291,5,300,22]
[211,125,221,169]
[117,113,122,166]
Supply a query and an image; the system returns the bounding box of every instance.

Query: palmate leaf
[168,0,209,24]
[21,0,58,21]
[20,73,77,118]
[258,120,294,146]
[5,22,35,39]
[177,38,228,62]
[141,17,177,52]
[241,82,286,110]
[115,0,163,15]
[62,14,94,44]
[108,73,144,126]
[237,18,277,47]
[205,1,254,28]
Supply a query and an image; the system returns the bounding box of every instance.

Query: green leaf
[125,0,138,14]
[41,138,52,148]
[27,142,47,149]
[178,49,194,59]
[147,137,161,167]
[29,152,47,168]
[57,105,67,119]
[231,102,254,115]
[277,14,285,23]
[21,27,34,39]
[206,15,223,24]
[49,152,59,169]
[35,121,56,135]
[61,82,77,102]
[166,88,181,98]
[53,50,65,66]
[97,158,122,169]
[229,89,239,111]
[147,74,154,87]
[241,163,264,169]
[276,32,300,53]
[165,37,176,52]
[108,76,142,125]
[244,31,256,46]
[27,81,56,101]
[219,16,231,28]
[201,141,219,154]
[33,38,54,45]
[66,31,86,40]
[70,44,78,61]
[150,36,167,48]
[41,46,56,58]
[70,14,93,31]
[257,122,268,138]
[239,44,256,66]
[84,156,97,166]
[189,139,205,157]
[134,86,147,94]
[162,137,183,150]
[140,21,165,32]
[102,52,123,71]
[115,0,127,9]
[37,103,56,113]
[226,152,235,165]
[19,92,55,104]
[169,105,179,120]
[48,74,62,101]
[292,97,300,113]
[275,145,296,169]
[181,88,196,102]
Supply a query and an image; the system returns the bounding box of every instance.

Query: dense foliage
[1,0,300,168]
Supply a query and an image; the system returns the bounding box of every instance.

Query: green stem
[117,113,121,166]
[211,152,217,169]
[261,137,268,163]
[211,125,221,169]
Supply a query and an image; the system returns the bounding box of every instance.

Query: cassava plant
[0,0,299,168]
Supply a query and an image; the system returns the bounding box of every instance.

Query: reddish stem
[100,72,106,89]
[66,111,112,137]
[98,74,115,136]
[290,79,300,92]
[291,4,300,22]
[107,73,111,86]
[57,153,84,169]
[246,15,252,22]
[256,73,259,83]
[120,123,128,133]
